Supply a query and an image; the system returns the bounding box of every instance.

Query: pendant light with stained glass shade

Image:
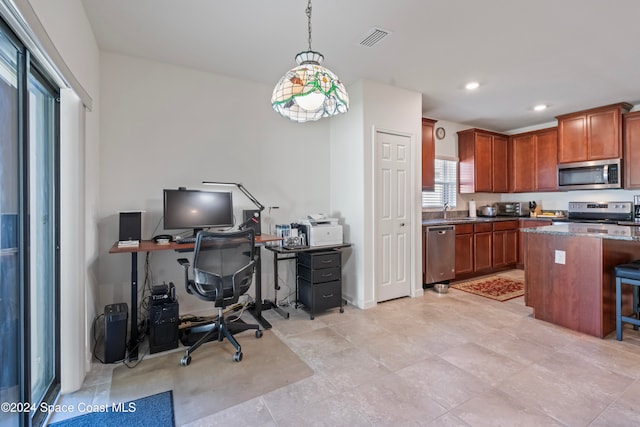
[271,0,349,123]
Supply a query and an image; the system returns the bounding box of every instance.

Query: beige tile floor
[50,270,640,426]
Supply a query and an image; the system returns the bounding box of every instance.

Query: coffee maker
[635,195,640,222]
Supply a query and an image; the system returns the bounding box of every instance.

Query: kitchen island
[521,223,640,338]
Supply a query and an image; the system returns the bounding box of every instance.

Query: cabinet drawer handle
[321,273,334,277]
[322,293,334,298]
[321,260,333,264]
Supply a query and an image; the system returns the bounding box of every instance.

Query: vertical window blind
[422,158,457,208]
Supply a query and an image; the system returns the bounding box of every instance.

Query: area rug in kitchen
[451,276,524,301]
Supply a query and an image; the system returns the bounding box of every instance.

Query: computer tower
[149,301,179,354]
[242,209,261,235]
[118,211,142,241]
[104,303,128,363]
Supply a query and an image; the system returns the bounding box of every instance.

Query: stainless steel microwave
[557,159,622,190]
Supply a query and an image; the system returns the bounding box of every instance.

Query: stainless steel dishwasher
[424,225,456,285]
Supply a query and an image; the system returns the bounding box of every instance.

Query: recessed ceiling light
[465,81,480,90]
[534,104,547,111]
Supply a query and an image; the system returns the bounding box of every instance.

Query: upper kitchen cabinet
[624,111,640,189]
[509,127,558,192]
[556,102,631,163]
[422,118,437,191]
[458,128,508,193]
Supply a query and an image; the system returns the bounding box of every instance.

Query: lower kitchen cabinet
[297,250,344,319]
[454,220,519,280]
[474,223,493,273]
[493,220,518,268]
[455,224,474,276]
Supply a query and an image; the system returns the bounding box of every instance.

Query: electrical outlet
[555,250,566,264]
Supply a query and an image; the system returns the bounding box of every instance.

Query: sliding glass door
[28,67,60,426]
[0,20,21,427]
[0,18,60,427]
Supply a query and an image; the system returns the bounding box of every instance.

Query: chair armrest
[177,258,192,294]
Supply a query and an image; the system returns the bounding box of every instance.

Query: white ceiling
[80,0,640,132]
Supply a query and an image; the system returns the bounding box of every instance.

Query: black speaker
[149,301,179,354]
[104,303,128,363]
[242,209,261,235]
[119,211,142,241]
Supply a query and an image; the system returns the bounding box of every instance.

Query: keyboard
[176,235,224,244]
[176,237,197,244]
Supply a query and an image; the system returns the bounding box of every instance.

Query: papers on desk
[118,240,140,248]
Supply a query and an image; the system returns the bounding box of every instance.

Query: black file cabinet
[297,250,344,319]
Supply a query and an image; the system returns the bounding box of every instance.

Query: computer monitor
[163,188,234,235]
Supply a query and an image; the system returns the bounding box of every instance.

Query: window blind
[422,158,457,208]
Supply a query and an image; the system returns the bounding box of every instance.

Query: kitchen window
[422,158,457,209]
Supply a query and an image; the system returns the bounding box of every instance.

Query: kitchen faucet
[443,202,450,219]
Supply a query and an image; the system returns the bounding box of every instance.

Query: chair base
[180,311,262,365]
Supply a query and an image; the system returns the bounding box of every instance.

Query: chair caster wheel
[181,355,191,366]
[255,329,263,338]
[234,351,243,362]
[340,307,344,313]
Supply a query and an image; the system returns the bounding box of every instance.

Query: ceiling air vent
[359,27,391,48]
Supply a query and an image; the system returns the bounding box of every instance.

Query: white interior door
[376,130,412,302]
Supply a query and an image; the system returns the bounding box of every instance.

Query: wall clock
[435,127,446,140]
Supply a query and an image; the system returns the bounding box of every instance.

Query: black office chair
[177,229,262,365]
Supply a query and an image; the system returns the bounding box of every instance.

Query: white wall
[98,52,332,315]
[329,81,364,306]
[29,0,100,393]
[331,80,422,309]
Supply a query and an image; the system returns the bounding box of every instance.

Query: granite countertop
[520,223,640,241]
[422,216,551,226]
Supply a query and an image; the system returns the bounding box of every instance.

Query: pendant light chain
[306,0,312,52]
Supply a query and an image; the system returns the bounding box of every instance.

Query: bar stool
[615,260,640,340]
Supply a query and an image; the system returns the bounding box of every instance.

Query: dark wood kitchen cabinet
[509,133,535,192]
[458,128,508,193]
[456,220,519,279]
[474,223,493,273]
[557,103,631,163]
[509,127,558,192]
[492,221,518,268]
[624,111,640,189]
[422,118,437,191]
[455,224,474,277]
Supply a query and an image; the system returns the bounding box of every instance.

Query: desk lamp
[202,181,264,234]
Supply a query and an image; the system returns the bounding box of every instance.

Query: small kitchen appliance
[477,205,497,217]
[495,202,530,217]
[635,195,640,223]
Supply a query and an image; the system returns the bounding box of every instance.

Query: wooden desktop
[109,234,281,360]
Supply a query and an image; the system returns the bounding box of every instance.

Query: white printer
[298,215,343,247]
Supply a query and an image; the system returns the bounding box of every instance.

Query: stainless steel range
[565,201,634,224]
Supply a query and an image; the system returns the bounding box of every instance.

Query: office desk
[108,234,281,360]
[265,243,351,318]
